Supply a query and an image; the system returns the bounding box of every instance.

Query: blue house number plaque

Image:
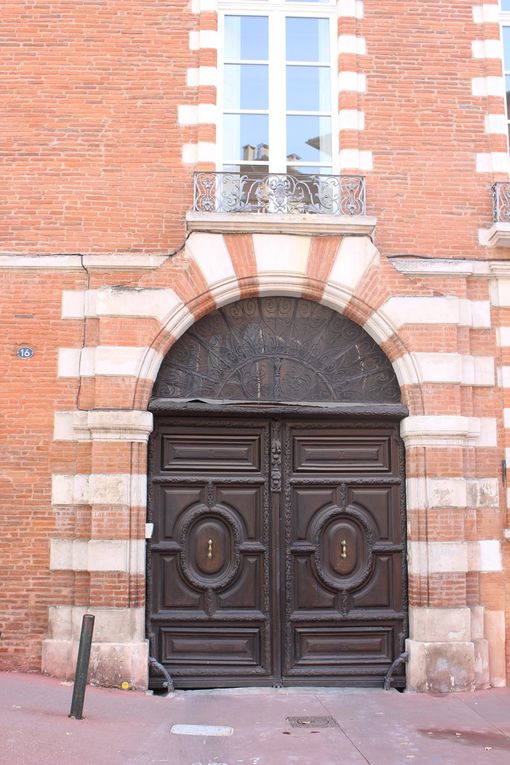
[17,347,34,359]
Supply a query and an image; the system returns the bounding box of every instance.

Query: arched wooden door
[147,298,407,688]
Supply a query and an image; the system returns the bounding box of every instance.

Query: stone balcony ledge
[186,210,377,237]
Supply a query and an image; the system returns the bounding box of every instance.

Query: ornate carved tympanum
[153,297,400,404]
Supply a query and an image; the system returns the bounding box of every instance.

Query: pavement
[1,673,510,765]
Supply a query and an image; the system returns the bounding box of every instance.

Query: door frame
[146,400,409,687]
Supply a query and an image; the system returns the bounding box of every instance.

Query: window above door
[187,0,376,234]
[218,0,337,175]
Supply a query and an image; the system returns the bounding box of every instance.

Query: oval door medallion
[178,504,242,591]
[311,504,374,592]
[326,519,358,577]
[192,518,230,576]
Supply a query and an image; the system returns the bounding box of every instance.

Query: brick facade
[1,0,510,691]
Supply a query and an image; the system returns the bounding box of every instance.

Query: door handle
[207,539,213,560]
[340,539,348,560]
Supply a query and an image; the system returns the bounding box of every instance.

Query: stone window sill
[186,211,377,237]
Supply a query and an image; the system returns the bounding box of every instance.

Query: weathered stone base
[406,606,491,692]
[406,639,477,692]
[41,606,148,690]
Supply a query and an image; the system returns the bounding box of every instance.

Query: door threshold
[166,686,391,697]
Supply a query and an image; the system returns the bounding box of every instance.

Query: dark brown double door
[148,415,406,688]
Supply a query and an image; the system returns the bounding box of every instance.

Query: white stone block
[87,410,153,441]
[472,4,500,23]
[472,76,505,97]
[463,355,495,386]
[328,236,378,293]
[467,477,499,508]
[400,415,497,448]
[406,638,476,693]
[477,417,498,447]
[466,300,491,328]
[57,348,81,378]
[388,352,421,388]
[252,234,311,277]
[53,411,83,441]
[339,149,373,170]
[408,541,468,575]
[406,477,468,510]
[337,34,366,55]
[61,290,86,319]
[468,540,502,572]
[337,0,364,18]
[472,39,502,59]
[492,278,510,307]
[47,605,145,642]
[178,104,217,125]
[379,296,470,328]
[484,114,508,135]
[0,255,83,270]
[186,66,217,87]
[413,352,461,383]
[485,610,507,687]
[187,232,238,293]
[338,71,366,92]
[92,346,150,377]
[338,109,365,130]
[189,29,217,50]
[52,474,89,505]
[182,142,217,164]
[52,473,146,507]
[191,0,217,12]
[499,366,510,387]
[476,152,510,173]
[409,607,472,642]
[497,327,510,345]
[88,540,136,573]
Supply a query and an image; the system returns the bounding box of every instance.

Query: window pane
[223,165,269,176]
[503,0,510,10]
[287,166,332,175]
[224,64,268,110]
[224,114,269,161]
[504,27,510,70]
[287,116,331,162]
[225,16,268,60]
[287,66,330,111]
[506,75,510,115]
[286,18,329,62]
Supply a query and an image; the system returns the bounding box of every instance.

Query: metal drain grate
[287,716,339,729]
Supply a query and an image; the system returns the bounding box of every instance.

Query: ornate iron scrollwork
[153,298,400,404]
[493,182,510,222]
[193,172,365,216]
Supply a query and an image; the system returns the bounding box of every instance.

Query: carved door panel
[149,419,275,687]
[281,422,406,686]
[149,417,406,688]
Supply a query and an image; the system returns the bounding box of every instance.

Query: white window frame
[217,0,339,175]
[500,8,510,153]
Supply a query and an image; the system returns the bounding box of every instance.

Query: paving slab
[1,673,510,765]
[317,688,510,765]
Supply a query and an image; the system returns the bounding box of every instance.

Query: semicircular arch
[152,296,401,405]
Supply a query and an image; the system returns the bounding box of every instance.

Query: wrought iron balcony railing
[492,182,510,222]
[193,172,366,216]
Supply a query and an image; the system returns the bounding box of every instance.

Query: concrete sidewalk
[1,673,510,765]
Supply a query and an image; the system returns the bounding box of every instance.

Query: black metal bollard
[69,614,95,719]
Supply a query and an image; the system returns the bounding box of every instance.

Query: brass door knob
[207,539,213,560]
[340,539,348,559]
